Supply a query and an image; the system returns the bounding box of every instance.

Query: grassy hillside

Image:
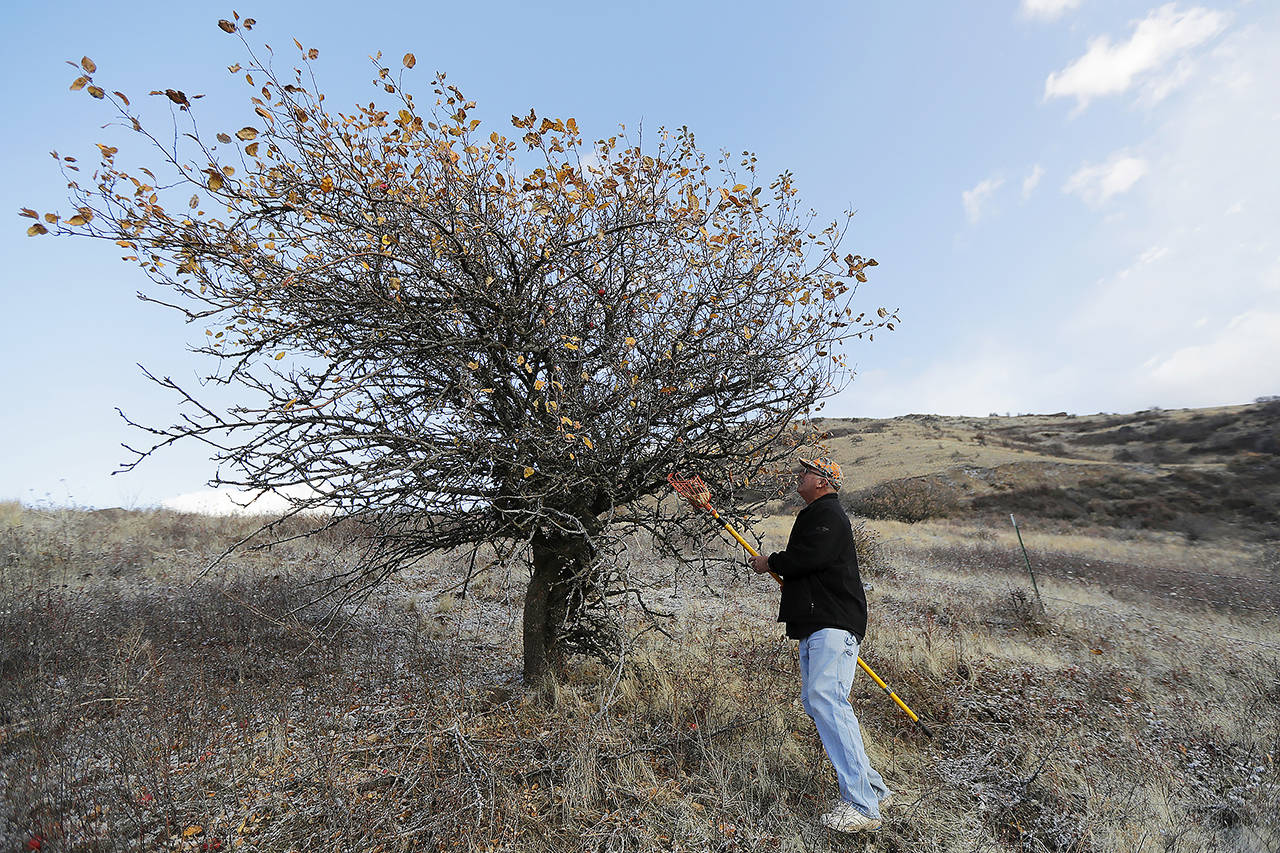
[1,402,1277,851]
[801,400,1280,543]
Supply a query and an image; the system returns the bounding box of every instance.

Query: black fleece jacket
[767,493,868,642]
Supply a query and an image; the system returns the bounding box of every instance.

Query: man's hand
[748,554,772,574]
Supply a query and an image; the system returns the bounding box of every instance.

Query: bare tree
[24,18,895,686]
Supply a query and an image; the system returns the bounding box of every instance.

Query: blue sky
[3,1,1277,510]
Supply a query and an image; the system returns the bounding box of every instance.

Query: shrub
[844,478,958,523]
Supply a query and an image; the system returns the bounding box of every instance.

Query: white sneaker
[879,794,894,810]
[817,800,882,833]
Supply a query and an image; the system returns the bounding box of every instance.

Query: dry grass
[2,504,1277,851]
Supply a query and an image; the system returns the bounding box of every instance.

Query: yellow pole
[709,508,934,738]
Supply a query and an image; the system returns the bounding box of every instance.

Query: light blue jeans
[799,628,892,818]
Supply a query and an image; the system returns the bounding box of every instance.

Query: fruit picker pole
[668,474,934,738]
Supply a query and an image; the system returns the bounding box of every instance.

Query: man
[748,457,893,833]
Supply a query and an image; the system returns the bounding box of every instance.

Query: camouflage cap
[799,457,843,491]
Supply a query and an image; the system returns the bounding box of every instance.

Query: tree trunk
[523,526,594,691]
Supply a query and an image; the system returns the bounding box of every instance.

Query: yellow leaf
[583,437,594,449]
[87,86,105,99]
[27,223,48,236]
[274,352,285,360]
[320,175,334,192]
[467,361,478,369]
[70,76,88,91]
[67,215,87,226]
[81,56,97,73]
[245,142,259,157]
[183,825,203,837]
[625,337,636,347]
[208,171,224,191]
[236,126,258,141]
[564,342,578,351]
[534,379,545,390]
[732,184,747,192]
[403,53,416,69]
[523,467,534,478]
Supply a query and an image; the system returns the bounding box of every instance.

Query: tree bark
[522,526,594,691]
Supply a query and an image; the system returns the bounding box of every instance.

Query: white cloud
[962,176,1004,223]
[1021,0,1083,21]
[849,342,1090,418]
[1045,4,1230,111]
[1063,153,1148,206]
[1144,311,1280,403]
[1137,245,1169,266]
[1059,14,1280,410]
[162,485,321,516]
[1022,165,1045,199]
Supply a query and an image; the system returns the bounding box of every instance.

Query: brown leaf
[217,133,232,143]
[87,86,105,99]
[236,126,258,141]
[67,215,87,226]
[44,213,59,223]
[81,56,96,73]
[308,48,319,60]
[244,142,259,157]
[27,223,48,236]
[115,91,130,106]
[243,18,256,29]
[218,19,236,33]
[208,171,224,191]
[320,175,334,192]
[19,208,37,219]
[165,89,190,107]
[403,53,416,69]
[189,195,199,209]
[76,207,94,222]
[70,76,88,91]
